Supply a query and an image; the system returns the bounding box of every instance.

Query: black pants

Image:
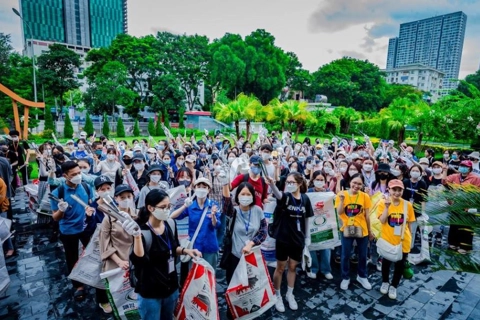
[382,253,408,288]
[225,254,241,320]
[96,288,109,304]
[448,224,473,251]
[59,231,91,288]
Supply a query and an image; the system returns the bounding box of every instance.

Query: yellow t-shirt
[335,190,371,237]
[377,199,416,253]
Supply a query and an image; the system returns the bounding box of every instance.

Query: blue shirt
[84,198,106,235]
[50,182,94,235]
[176,198,221,253]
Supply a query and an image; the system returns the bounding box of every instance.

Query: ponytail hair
[287,172,307,193]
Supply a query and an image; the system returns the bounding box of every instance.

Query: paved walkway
[1,190,480,320]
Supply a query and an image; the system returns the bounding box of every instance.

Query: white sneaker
[324,273,333,280]
[356,276,372,290]
[285,294,298,310]
[340,279,350,290]
[388,286,397,299]
[307,271,317,279]
[377,258,383,272]
[380,282,389,294]
[275,296,285,312]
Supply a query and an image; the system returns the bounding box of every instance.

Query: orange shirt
[0,178,9,213]
[335,190,371,237]
[377,199,416,253]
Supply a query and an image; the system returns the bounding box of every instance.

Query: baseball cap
[194,177,212,188]
[388,179,404,190]
[432,161,443,168]
[376,163,391,173]
[133,145,142,152]
[66,140,74,145]
[185,155,196,163]
[351,153,362,160]
[147,148,157,154]
[114,184,133,196]
[419,157,429,165]
[94,175,113,189]
[80,131,87,137]
[250,155,261,165]
[468,151,480,160]
[460,160,473,168]
[132,154,144,161]
[123,151,133,159]
[147,164,164,175]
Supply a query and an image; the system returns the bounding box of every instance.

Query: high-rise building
[19,0,127,48]
[386,11,467,94]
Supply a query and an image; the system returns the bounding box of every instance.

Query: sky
[1,0,479,78]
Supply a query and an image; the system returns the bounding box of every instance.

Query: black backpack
[57,181,92,203]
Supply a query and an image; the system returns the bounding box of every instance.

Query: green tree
[116,117,126,137]
[150,74,184,113]
[382,84,423,109]
[63,89,83,107]
[102,113,110,137]
[465,69,480,91]
[155,114,163,136]
[266,98,288,131]
[64,112,74,138]
[332,107,360,134]
[37,44,81,106]
[163,109,170,128]
[148,118,155,136]
[309,57,387,111]
[44,107,55,132]
[0,33,13,78]
[84,113,94,136]
[178,107,185,129]
[283,100,316,140]
[284,52,312,100]
[133,119,140,136]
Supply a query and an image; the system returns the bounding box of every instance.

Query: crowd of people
[2,128,480,320]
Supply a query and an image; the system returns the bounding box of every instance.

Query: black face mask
[53,153,64,160]
[178,180,191,187]
[123,159,133,165]
[378,173,389,180]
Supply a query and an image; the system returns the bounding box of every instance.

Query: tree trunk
[246,120,250,141]
[398,127,405,144]
[416,129,424,149]
[235,121,240,139]
[295,122,300,141]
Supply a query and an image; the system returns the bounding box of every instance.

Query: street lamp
[12,7,38,105]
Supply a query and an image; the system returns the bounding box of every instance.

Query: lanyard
[346,191,360,217]
[240,209,252,234]
[410,180,418,199]
[147,222,172,256]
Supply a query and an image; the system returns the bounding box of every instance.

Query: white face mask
[195,188,209,199]
[306,164,313,170]
[262,153,270,160]
[78,144,85,150]
[148,154,155,160]
[339,167,347,174]
[134,163,144,171]
[177,160,184,166]
[363,164,373,172]
[245,148,252,153]
[290,168,297,173]
[97,190,113,199]
[410,171,421,179]
[421,164,429,171]
[238,195,253,206]
[286,184,298,193]
[228,157,235,164]
[81,168,90,174]
[324,167,333,175]
[107,154,116,161]
[314,180,325,188]
[432,168,442,175]
[391,169,401,177]
[152,208,170,221]
[443,154,449,159]
[348,171,358,176]
[69,175,82,185]
[118,198,133,209]
[150,175,161,183]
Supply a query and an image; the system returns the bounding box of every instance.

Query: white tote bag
[377,200,407,263]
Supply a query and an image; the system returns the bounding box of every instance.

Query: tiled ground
[1,190,480,319]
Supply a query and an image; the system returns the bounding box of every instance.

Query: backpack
[57,181,92,203]
[129,219,176,288]
[243,174,267,200]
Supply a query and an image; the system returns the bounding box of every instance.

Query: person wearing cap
[137,165,168,208]
[94,147,121,184]
[428,161,445,189]
[146,147,159,166]
[468,151,480,176]
[376,179,416,300]
[370,163,393,196]
[443,160,480,254]
[99,184,138,296]
[65,140,75,154]
[170,177,221,273]
[132,154,148,191]
[49,161,95,301]
[79,131,87,140]
[417,157,432,179]
[185,154,203,183]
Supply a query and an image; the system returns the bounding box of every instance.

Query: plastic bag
[101,267,140,320]
[260,199,277,267]
[408,215,433,265]
[0,250,9,295]
[305,192,341,250]
[175,258,219,320]
[225,247,276,320]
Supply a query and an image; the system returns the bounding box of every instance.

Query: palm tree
[378,95,417,143]
[214,99,244,138]
[242,94,266,139]
[283,100,316,140]
[266,98,288,131]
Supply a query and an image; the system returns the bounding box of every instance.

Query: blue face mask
[95,150,103,156]
[452,155,458,160]
[459,167,469,174]
[251,167,261,176]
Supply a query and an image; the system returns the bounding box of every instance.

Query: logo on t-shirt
[387,213,405,227]
[344,204,363,216]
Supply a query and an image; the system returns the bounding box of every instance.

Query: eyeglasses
[286,181,297,186]
[155,204,173,210]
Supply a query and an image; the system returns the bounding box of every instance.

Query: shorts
[275,241,303,262]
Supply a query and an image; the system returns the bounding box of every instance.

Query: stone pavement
[1,190,480,320]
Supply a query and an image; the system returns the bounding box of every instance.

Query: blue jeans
[309,249,331,274]
[138,290,179,320]
[202,252,218,274]
[216,213,226,246]
[341,235,369,280]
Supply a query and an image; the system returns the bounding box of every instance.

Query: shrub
[41,129,54,139]
[163,109,170,128]
[102,113,110,138]
[147,118,155,136]
[117,117,126,137]
[155,114,163,136]
[133,119,140,136]
[84,113,94,136]
[178,107,185,129]
[64,113,74,138]
[44,108,55,132]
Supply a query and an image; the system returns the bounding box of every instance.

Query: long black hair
[137,189,170,225]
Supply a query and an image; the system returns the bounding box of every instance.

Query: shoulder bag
[180,201,210,263]
[376,200,407,262]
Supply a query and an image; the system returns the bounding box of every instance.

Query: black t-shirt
[428,176,443,187]
[402,178,428,217]
[340,179,350,191]
[130,222,180,299]
[447,159,461,176]
[275,192,314,248]
[133,170,149,191]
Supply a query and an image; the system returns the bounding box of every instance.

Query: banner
[167,185,189,245]
[0,250,9,296]
[305,192,341,251]
[68,224,105,289]
[174,258,219,320]
[408,215,432,265]
[225,247,276,320]
[101,268,140,320]
[369,192,384,239]
[260,198,276,267]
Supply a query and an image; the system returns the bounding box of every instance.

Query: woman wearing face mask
[185,154,203,183]
[391,163,408,181]
[132,154,148,191]
[336,162,362,194]
[71,138,90,159]
[172,152,185,174]
[170,178,221,272]
[306,171,333,280]
[429,161,445,188]
[127,189,201,320]
[221,181,267,319]
[322,160,337,193]
[336,173,373,291]
[137,165,168,208]
[243,143,253,155]
[370,164,393,196]
[362,158,376,194]
[99,184,138,285]
[226,151,237,166]
[267,172,313,312]
[401,165,428,250]
[94,148,121,184]
[447,150,461,175]
[146,148,159,166]
[303,156,315,180]
[297,152,306,165]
